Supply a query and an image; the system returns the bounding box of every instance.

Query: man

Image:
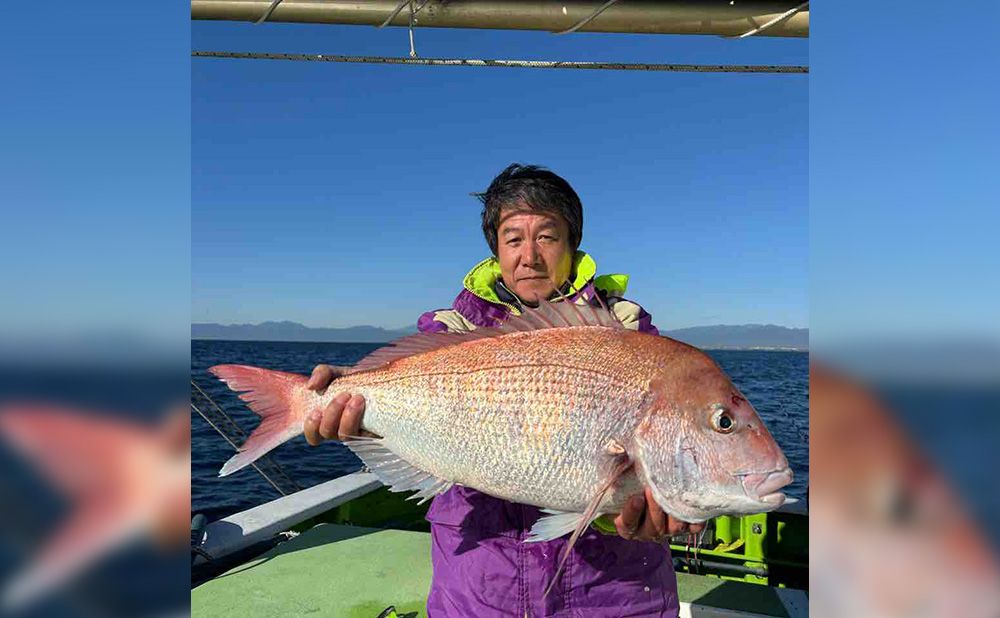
[305,164,702,616]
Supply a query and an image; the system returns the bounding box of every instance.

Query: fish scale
[327,329,652,512]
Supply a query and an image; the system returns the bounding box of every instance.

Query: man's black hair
[476,163,584,256]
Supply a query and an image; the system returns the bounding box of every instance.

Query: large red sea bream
[212,301,793,548]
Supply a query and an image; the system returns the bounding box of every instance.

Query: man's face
[496,208,574,305]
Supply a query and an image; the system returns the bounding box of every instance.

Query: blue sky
[192,20,807,330]
[809,1,1000,345]
[1,1,189,344]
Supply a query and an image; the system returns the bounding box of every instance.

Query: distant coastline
[661,324,808,351]
[192,321,808,351]
[699,347,808,352]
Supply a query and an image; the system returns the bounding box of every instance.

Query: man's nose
[520,241,540,265]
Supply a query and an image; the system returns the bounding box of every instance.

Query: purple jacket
[417,254,678,617]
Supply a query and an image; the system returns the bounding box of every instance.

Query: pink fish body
[213,301,792,543]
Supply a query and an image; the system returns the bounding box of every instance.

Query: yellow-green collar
[462,251,603,311]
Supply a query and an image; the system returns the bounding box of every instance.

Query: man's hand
[303,364,371,444]
[614,487,705,542]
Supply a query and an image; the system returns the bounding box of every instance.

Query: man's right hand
[614,488,705,543]
[303,364,368,445]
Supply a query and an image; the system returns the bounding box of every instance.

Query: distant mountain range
[661,324,808,351]
[191,321,416,343]
[192,320,807,350]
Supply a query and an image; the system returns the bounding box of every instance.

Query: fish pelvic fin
[352,298,624,373]
[526,440,629,542]
[526,510,596,543]
[540,455,634,599]
[209,364,308,477]
[344,437,452,504]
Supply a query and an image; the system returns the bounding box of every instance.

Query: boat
[191,467,807,617]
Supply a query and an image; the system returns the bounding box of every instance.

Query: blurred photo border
[1,0,998,615]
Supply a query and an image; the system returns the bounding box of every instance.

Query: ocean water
[192,340,809,521]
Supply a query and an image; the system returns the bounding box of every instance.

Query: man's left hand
[614,487,705,542]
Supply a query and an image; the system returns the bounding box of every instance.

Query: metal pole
[191,0,808,37]
[672,556,770,578]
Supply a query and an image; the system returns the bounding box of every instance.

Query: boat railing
[195,469,806,566]
[194,471,382,565]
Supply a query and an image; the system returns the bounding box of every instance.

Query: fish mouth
[737,467,794,505]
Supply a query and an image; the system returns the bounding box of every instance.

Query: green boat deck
[192,523,806,617]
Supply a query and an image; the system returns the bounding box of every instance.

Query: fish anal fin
[344,437,452,500]
[407,478,454,505]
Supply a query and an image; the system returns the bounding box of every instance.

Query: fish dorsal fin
[351,328,505,373]
[501,297,625,333]
[352,299,623,373]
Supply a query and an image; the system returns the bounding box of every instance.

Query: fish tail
[0,405,153,609]
[209,364,309,477]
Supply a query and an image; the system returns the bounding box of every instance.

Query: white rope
[192,51,809,73]
[253,0,285,24]
[407,0,418,58]
[378,0,410,28]
[554,0,620,35]
[727,1,808,39]
[378,0,421,57]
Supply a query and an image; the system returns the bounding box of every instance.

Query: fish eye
[711,407,735,434]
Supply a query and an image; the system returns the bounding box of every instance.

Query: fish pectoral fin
[541,456,635,598]
[344,437,452,502]
[527,510,595,543]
